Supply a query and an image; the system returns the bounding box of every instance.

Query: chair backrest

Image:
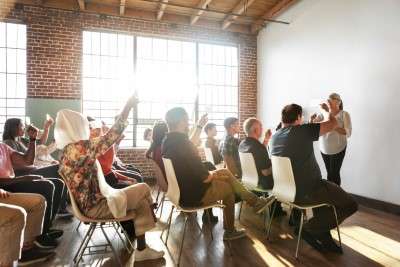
[239,152,259,189]
[150,159,168,192]
[65,183,89,222]
[270,156,296,203]
[162,158,181,206]
[203,147,215,165]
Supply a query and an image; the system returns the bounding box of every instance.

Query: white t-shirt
[319,110,352,155]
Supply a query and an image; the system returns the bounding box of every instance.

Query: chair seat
[173,203,225,213]
[289,202,332,210]
[68,206,136,223]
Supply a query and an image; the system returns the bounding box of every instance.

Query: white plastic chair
[161,158,225,266]
[65,184,135,266]
[268,156,342,258]
[238,152,271,220]
[203,147,215,165]
[149,159,168,218]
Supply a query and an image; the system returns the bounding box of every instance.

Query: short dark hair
[223,117,239,131]
[204,123,216,134]
[165,107,188,130]
[281,104,303,124]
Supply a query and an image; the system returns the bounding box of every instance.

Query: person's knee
[0,205,26,230]
[30,194,46,213]
[136,183,151,193]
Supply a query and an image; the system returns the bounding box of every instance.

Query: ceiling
[14,0,297,34]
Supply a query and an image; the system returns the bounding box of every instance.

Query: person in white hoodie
[311,93,352,186]
[54,95,164,262]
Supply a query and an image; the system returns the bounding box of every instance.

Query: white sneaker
[134,246,165,262]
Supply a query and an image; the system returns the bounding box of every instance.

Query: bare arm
[319,113,338,136]
[39,116,54,145]
[11,140,36,167]
[190,114,208,147]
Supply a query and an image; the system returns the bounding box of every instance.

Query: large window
[82,31,239,147]
[0,22,27,137]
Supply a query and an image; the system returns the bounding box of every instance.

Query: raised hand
[320,103,329,112]
[198,113,208,128]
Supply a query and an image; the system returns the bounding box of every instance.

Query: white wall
[258,0,400,205]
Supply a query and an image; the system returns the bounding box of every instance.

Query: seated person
[239,117,273,190]
[219,117,242,178]
[0,190,54,266]
[87,117,142,189]
[0,140,63,249]
[2,117,68,216]
[145,121,169,179]
[55,95,164,262]
[204,123,223,165]
[162,107,275,241]
[269,103,358,253]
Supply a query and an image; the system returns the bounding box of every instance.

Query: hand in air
[27,125,39,140]
[127,94,139,108]
[310,113,317,122]
[198,114,209,128]
[320,103,329,112]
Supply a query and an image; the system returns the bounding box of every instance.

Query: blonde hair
[243,117,260,136]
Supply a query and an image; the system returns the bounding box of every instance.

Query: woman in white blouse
[311,93,352,186]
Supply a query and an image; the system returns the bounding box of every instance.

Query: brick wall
[1,3,257,178]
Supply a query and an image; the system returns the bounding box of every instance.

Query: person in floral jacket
[54,95,164,262]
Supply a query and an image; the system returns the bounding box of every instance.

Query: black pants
[321,147,346,186]
[297,180,358,234]
[0,177,56,233]
[15,164,68,211]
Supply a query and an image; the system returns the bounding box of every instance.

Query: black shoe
[19,247,55,266]
[318,232,343,254]
[47,229,64,239]
[202,209,218,223]
[294,227,325,253]
[34,235,58,249]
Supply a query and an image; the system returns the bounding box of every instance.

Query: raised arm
[190,114,208,147]
[319,103,338,136]
[10,128,37,168]
[90,95,138,158]
[39,115,54,145]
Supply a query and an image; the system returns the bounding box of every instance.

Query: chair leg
[73,223,96,265]
[75,221,82,232]
[331,205,342,248]
[206,209,214,241]
[112,222,131,253]
[238,202,243,220]
[295,210,305,259]
[161,206,174,244]
[100,224,123,267]
[159,194,165,218]
[177,215,189,267]
[155,188,161,204]
[117,221,135,253]
[266,202,277,239]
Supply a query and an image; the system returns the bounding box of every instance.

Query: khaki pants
[201,169,259,231]
[86,183,155,236]
[0,193,46,265]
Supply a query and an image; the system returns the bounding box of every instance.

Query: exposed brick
[1,3,257,178]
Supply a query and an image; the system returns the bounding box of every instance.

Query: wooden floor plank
[33,197,400,267]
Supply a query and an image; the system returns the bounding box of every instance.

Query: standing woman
[311,93,352,186]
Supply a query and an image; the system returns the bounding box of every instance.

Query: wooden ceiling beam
[251,0,297,34]
[190,0,213,25]
[119,0,126,15]
[222,0,256,30]
[156,0,168,20]
[77,0,85,11]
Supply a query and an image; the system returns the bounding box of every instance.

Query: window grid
[0,22,27,138]
[82,32,239,147]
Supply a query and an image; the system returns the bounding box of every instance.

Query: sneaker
[19,248,55,266]
[134,246,165,262]
[223,229,246,241]
[253,196,275,214]
[34,235,58,249]
[47,229,64,239]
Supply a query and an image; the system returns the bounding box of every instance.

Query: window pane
[198,43,239,139]
[6,49,16,73]
[0,48,6,72]
[6,23,18,48]
[0,22,5,47]
[17,49,26,73]
[82,31,135,147]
